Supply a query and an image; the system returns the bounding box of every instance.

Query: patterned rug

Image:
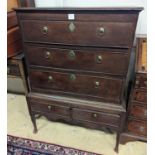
[7,135,101,155]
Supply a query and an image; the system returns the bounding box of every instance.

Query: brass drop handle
[48,76,53,82]
[92,113,98,118]
[69,22,75,32]
[45,51,51,59]
[98,27,105,36]
[48,105,52,110]
[96,55,102,63]
[139,126,145,132]
[7,67,10,74]
[95,81,100,88]
[68,50,76,60]
[42,26,48,34]
[69,74,76,81]
[135,80,139,85]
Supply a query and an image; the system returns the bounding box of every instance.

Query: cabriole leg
[115,132,120,153]
[30,114,38,134]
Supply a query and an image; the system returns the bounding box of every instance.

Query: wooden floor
[7,93,147,155]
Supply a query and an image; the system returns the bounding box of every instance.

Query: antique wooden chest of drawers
[15,7,142,152]
[120,36,147,144]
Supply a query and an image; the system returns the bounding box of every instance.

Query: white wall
[35,0,147,35]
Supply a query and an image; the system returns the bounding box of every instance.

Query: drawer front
[128,119,147,136]
[29,69,123,103]
[135,74,147,89]
[21,20,133,48]
[25,45,129,76]
[30,101,70,118]
[7,64,20,76]
[72,108,120,127]
[133,90,147,103]
[129,104,147,119]
[7,11,18,29]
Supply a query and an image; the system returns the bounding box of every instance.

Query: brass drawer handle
[48,76,53,82]
[68,50,76,60]
[92,113,98,118]
[96,55,102,63]
[135,80,139,85]
[98,27,105,36]
[7,67,10,74]
[48,105,52,110]
[95,81,100,88]
[45,51,51,59]
[69,22,75,32]
[139,126,145,132]
[42,26,48,34]
[69,74,76,81]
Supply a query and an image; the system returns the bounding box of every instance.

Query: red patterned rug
[7,135,101,155]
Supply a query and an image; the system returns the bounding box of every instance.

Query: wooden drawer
[72,108,120,128]
[7,11,18,29]
[135,73,147,89]
[25,45,129,76]
[21,20,133,48]
[7,26,22,58]
[128,119,147,136]
[30,101,70,118]
[133,89,147,103]
[129,104,147,119]
[29,69,123,103]
[7,64,20,76]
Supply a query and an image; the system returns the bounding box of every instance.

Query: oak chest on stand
[15,7,143,152]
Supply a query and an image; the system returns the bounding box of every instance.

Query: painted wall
[35,0,147,35]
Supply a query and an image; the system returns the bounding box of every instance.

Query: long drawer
[25,45,129,76]
[31,101,70,118]
[29,69,124,103]
[21,20,133,48]
[72,108,120,128]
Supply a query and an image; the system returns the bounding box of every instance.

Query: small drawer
[135,74,147,89]
[29,69,123,103]
[129,104,147,119]
[7,64,20,76]
[21,20,133,48]
[25,45,129,76]
[127,119,147,136]
[133,89,147,103]
[31,101,70,118]
[72,108,120,128]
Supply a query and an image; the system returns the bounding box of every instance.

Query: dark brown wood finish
[15,7,143,152]
[7,11,18,29]
[7,26,22,58]
[29,69,124,103]
[24,44,129,76]
[21,20,134,48]
[120,36,147,145]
